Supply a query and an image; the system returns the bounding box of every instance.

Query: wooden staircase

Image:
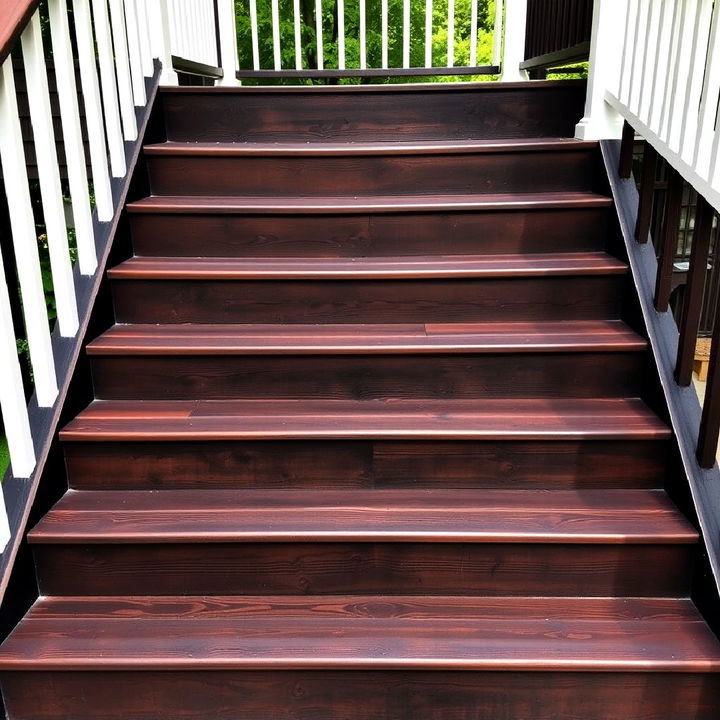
[1,82,719,720]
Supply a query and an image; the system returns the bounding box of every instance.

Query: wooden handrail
[0,0,39,66]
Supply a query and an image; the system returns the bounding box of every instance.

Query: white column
[217,0,240,85]
[151,0,178,85]
[500,0,528,81]
[575,0,625,139]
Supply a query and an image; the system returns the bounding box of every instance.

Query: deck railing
[0,1,223,582]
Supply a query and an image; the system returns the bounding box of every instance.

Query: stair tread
[60,398,671,441]
[1,596,718,671]
[126,191,613,214]
[28,489,697,544]
[143,138,597,156]
[108,252,627,280]
[87,321,647,355]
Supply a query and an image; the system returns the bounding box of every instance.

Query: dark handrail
[522,0,593,72]
[0,0,39,66]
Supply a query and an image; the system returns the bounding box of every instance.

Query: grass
[0,435,9,479]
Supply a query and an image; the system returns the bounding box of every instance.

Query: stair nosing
[126,191,614,215]
[107,252,628,281]
[143,138,598,158]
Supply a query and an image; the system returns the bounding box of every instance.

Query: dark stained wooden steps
[88,321,647,400]
[108,252,628,279]
[87,320,647,355]
[143,139,598,196]
[127,190,613,214]
[2,82,719,720]
[109,253,629,324]
[59,398,670,442]
[3,596,718,671]
[28,488,696,544]
[160,81,588,142]
[28,490,697,597]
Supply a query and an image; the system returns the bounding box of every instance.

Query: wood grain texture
[62,438,669,490]
[59,398,671,442]
[0,1,38,65]
[144,148,596,197]
[33,542,693,596]
[28,488,697,545]
[3,670,719,720]
[89,351,645,400]
[108,252,628,280]
[160,82,588,142]
[0,596,716,671]
[144,138,598,156]
[126,191,613,215]
[128,206,611,257]
[87,321,647,355]
[110,276,628,324]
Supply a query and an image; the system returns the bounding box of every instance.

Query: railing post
[216,0,240,86]
[575,0,624,140]
[151,0,178,85]
[500,0,529,82]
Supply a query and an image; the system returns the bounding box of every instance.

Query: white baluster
[91,0,127,174]
[658,0,683,141]
[695,2,720,177]
[108,0,137,141]
[0,248,35,478]
[124,0,147,105]
[136,0,154,76]
[21,14,78,338]
[667,0,697,153]
[499,0,528,81]
[618,0,638,106]
[639,0,661,120]
[469,0,478,67]
[294,0,303,69]
[271,0,282,70]
[72,0,114,220]
[249,0,261,70]
[425,0,432,67]
[679,0,712,162]
[492,0,503,67]
[575,0,624,139]
[403,0,410,68]
[217,0,240,83]
[648,0,675,133]
[360,0,367,69]
[447,0,454,67]
[338,0,346,70]
[148,1,178,84]
[381,0,388,68]
[48,0,97,274]
[0,61,58,408]
[629,0,650,114]
[316,0,324,69]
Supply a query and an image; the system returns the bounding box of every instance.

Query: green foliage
[0,435,8,479]
[235,0,497,83]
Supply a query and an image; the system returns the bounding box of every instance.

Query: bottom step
[0,596,718,720]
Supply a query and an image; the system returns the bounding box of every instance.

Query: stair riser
[63,439,668,491]
[90,352,645,400]
[4,670,717,720]
[161,84,587,142]
[34,542,692,597]
[145,150,595,197]
[129,208,611,258]
[111,277,627,324]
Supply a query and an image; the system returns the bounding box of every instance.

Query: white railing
[577,0,720,215]
[236,0,505,75]
[0,0,226,559]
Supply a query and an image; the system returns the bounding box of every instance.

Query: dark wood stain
[1,81,718,720]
